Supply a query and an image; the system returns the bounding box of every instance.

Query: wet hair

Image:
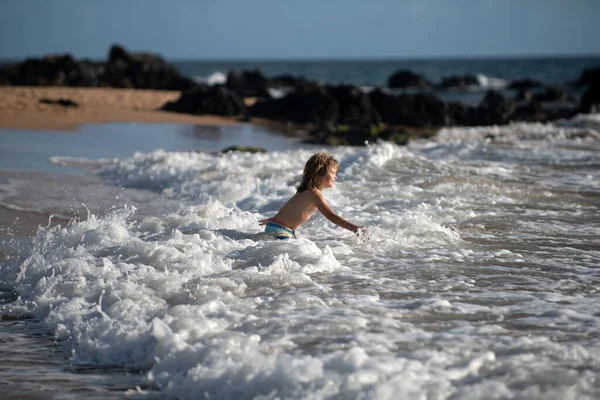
[296,152,339,193]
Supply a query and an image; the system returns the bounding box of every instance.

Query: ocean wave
[434,113,600,143]
[49,156,115,170]
[267,87,289,99]
[475,73,509,89]
[2,139,599,399]
[193,71,227,86]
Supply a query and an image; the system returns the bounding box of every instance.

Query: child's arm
[313,191,362,233]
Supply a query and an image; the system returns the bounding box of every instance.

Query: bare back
[270,190,319,230]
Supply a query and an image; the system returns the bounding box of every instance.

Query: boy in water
[259,152,363,239]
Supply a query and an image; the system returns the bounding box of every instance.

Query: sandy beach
[0,86,243,130]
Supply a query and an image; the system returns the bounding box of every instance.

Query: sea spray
[1,115,600,398]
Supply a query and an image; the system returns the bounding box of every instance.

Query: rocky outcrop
[0,44,197,91]
[475,91,516,126]
[39,98,80,107]
[101,45,197,90]
[225,69,271,98]
[157,65,594,146]
[369,89,449,127]
[579,82,600,113]
[387,70,431,89]
[508,79,544,90]
[161,85,245,116]
[270,74,312,89]
[573,66,600,86]
[250,84,382,128]
[573,65,600,113]
[533,87,576,103]
[438,75,479,89]
[0,54,97,86]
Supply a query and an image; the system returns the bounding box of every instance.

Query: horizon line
[1,52,600,64]
[171,52,600,63]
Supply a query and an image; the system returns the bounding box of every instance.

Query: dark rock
[0,62,19,85]
[512,100,547,122]
[387,70,431,89]
[67,61,102,87]
[307,124,412,147]
[221,146,266,153]
[0,54,80,86]
[250,85,335,126]
[377,127,413,146]
[438,75,479,89]
[476,90,516,125]
[328,85,382,127]
[101,44,197,91]
[572,66,600,86]
[161,85,245,116]
[579,82,600,113]
[514,88,533,102]
[369,89,449,127]
[238,108,252,122]
[508,79,544,90]
[269,74,308,88]
[533,87,576,103]
[0,44,197,91]
[448,91,517,126]
[39,98,80,107]
[250,84,381,129]
[447,102,474,126]
[108,44,132,64]
[226,69,271,98]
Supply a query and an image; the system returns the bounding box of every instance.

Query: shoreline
[0,86,243,130]
[0,86,433,138]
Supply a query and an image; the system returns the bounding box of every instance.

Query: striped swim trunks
[264,221,296,240]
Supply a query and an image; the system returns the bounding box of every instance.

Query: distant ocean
[174,55,600,104]
[1,55,600,399]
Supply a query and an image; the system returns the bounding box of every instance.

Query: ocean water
[1,111,600,398]
[174,56,600,105]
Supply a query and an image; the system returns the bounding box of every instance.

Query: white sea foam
[193,71,227,86]
[2,117,600,399]
[267,87,290,99]
[434,113,600,144]
[49,156,115,170]
[475,73,509,89]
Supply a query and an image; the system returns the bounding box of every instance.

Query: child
[259,152,363,239]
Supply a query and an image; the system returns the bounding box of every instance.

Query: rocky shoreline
[2,45,599,145]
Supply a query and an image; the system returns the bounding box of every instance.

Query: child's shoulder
[294,189,322,202]
[299,188,322,197]
[302,189,326,204]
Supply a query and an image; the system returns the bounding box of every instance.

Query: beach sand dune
[0,86,241,130]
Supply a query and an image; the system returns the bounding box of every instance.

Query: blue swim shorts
[264,221,296,240]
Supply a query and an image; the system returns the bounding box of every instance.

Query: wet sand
[0,205,70,238]
[0,318,149,399]
[0,86,242,130]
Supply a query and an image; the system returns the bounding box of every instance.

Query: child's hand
[357,226,372,240]
[258,218,272,226]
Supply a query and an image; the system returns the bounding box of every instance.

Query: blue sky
[1,0,599,60]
